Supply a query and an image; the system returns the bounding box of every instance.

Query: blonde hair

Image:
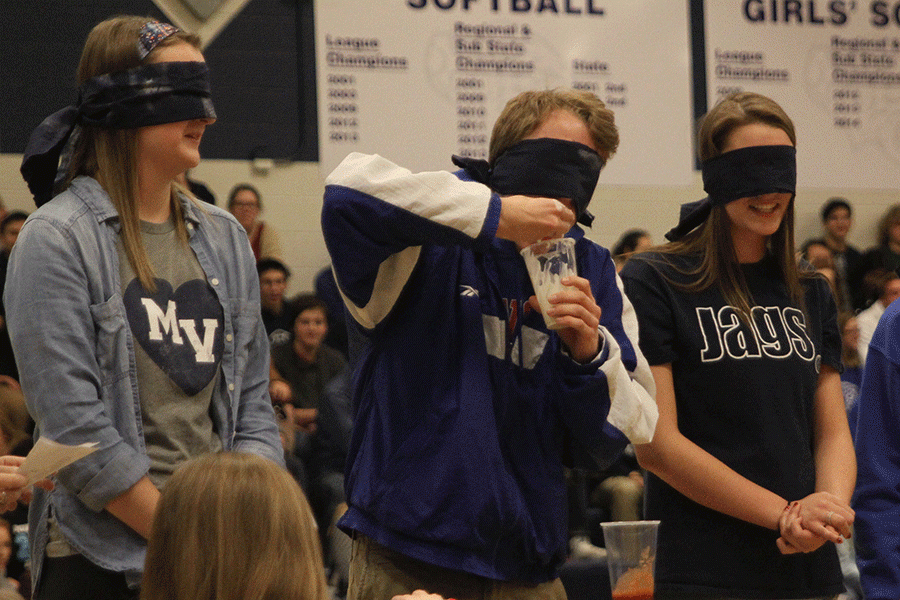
[141,452,329,600]
[488,88,618,163]
[66,15,201,291]
[654,92,809,320]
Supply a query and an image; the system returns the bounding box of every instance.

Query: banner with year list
[706,0,900,189]
[315,0,694,186]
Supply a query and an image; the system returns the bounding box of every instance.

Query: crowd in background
[0,176,899,599]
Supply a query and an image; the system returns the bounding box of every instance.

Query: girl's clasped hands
[777,492,854,554]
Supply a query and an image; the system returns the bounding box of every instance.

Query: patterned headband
[138,21,180,59]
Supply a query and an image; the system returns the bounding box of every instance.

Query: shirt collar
[70,175,202,229]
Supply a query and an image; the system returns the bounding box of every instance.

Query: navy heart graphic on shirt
[124,278,224,396]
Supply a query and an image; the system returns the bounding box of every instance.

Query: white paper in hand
[18,437,98,486]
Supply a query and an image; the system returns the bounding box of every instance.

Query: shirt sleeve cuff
[75,446,150,513]
[477,193,502,247]
[559,325,609,368]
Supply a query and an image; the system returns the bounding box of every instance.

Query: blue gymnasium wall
[1,0,318,161]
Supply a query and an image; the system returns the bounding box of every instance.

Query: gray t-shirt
[117,218,223,489]
[48,217,225,557]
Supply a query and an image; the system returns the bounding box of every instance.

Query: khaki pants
[347,534,568,600]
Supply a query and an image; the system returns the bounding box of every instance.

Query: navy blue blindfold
[453,138,604,227]
[21,61,216,207]
[665,145,796,241]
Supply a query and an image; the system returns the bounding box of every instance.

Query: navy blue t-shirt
[621,252,843,599]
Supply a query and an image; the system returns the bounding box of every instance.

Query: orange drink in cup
[600,520,659,600]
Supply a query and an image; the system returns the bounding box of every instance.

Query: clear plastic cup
[519,237,577,330]
[600,520,659,600]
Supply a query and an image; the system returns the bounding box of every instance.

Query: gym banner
[315,0,694,185]
[705,1,900,189]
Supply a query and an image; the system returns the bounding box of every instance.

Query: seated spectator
[611,229,652,272]
[860,203,900,281]
[591,445,644,523]
[140,452,329,600]
[227,183,283,261]
[269,295,347,416]
[800,238,843,307]
[258,258,298,346]
[0,409,27,466]
[568,444,645,561]
[0,212,27,382]
[800,238,834,271]
[174,170,216,205]
[838,312,863,418]
[857,269,900,364]
[0,386,36,587]
[0,519,16,592]
[821,198,865,311]
[269,295,349,581]
[0,384,30,456]
[0,214,26,263]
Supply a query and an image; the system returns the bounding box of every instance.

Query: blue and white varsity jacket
[321,153,657,583]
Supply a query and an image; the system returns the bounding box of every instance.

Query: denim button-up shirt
[5,176,284,588]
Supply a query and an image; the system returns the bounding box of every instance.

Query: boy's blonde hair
[488,88,618,163]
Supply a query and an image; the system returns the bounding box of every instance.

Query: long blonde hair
[141,452,329,600]
[66,15,199,291]
[655,92,810,319]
